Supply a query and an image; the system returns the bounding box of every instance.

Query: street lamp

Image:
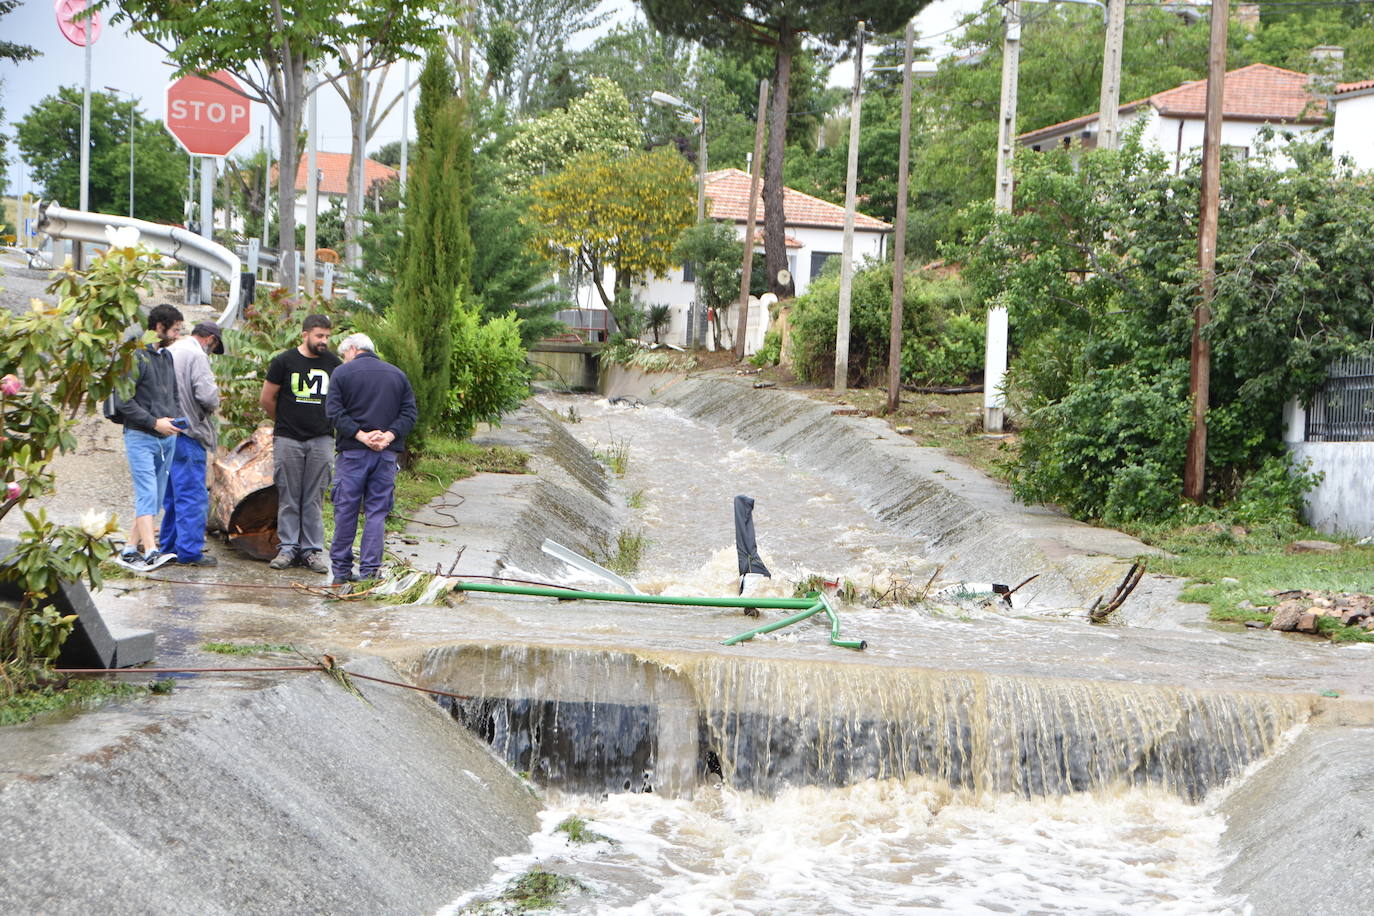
[650,90,707,221]
[104,86,136,218]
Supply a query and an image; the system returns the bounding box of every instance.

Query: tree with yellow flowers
[527,145,695,311]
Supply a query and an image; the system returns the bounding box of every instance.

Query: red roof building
[704,168,891,233]
[285,151,397,196]
[1019,64,1327,165]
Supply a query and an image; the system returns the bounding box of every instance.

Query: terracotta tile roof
[1150,63,1325,120]
[278,151,398,196]
[1335,78,1374,95]
[705,168,891,232]
[1020,63,1326,144]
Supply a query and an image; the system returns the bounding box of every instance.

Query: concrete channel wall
[0,657,540,913]
[612,371,1157,614]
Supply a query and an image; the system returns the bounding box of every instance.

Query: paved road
[0,252,57,315]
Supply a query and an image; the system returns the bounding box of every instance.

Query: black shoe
[177,555,218,567]
[331,572,359,587]
[268,550,295,570]
[141,550,175,571]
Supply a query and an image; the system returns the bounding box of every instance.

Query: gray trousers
[273,434,334,555]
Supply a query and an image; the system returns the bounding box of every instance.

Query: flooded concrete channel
[4,374,1373,914]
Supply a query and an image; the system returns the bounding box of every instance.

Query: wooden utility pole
[888,21,916,414]
[1098,0,1127,150]
[833,19,866,393]
[984,1,1020,432]
[734,79,769,359]
[1185,0,1229,501]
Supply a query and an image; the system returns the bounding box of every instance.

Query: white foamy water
[443,778,1246,915]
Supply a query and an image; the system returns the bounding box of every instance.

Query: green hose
[449,581,866,651]
[450,580,817,610]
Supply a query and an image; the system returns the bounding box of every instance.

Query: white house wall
[634,222,887,348]
[1287,441,1374,537]
[1333,94,1374,170]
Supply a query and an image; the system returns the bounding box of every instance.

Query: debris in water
[1089,562,1145,623]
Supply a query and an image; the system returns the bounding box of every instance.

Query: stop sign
[166,71,251,157]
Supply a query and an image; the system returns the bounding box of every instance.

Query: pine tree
[373,52,474,446]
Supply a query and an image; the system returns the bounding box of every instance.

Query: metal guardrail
[37,202,244,329]
[1305,356,1374,442]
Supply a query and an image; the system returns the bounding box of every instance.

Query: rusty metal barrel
[210,426,279,560]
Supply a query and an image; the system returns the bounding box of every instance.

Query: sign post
[55,0,101,268]
[165,71,251,303]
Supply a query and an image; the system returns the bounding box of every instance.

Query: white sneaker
[141,550,174,571]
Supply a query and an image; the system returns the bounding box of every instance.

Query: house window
[682,260,695,282]
[1221,145,1249,162]
[811,251,840,279]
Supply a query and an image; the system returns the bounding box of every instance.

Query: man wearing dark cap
[159,320,223,566]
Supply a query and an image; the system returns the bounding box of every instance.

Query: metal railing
[37,202,243,328]
[1305,356,1374,442]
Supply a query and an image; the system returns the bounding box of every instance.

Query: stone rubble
[1263,589,1374,636]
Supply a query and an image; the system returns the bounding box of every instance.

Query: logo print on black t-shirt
[290,368,330,405]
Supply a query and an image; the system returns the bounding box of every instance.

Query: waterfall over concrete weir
[421,645,1306,802]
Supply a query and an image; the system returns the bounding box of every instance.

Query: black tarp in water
[734,495,771,581]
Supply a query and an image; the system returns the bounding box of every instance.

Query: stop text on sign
[165,70,251,158]
[169,98,248,125]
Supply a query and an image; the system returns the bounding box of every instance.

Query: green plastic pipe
[451,580,867,651]
[720,602,825,646]
[450,580,818,610]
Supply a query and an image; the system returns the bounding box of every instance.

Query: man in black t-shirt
[259,314,341,572]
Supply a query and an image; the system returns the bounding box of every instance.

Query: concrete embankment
[605,368,1165,618]
[0,657,539,913]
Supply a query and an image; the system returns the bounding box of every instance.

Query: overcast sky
[1,0,986,197]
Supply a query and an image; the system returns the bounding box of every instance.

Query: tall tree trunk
[277,55,305,292]
[344,64,366,269]
[765,43,794,300]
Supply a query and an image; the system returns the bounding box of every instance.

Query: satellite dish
[776,268,792,288]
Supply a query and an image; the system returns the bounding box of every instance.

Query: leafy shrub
[902,310,986,386]
[961,133,1374,525]
[751,329,781,367]
[445,297,530,439]
[789,263,980,387]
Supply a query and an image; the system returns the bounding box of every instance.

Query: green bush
[961,132,1374,526]
[789,263,980,387]
[751,329,781,367]
[445,296,530,439]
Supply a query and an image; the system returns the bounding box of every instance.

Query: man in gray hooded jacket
[159,320,223,566]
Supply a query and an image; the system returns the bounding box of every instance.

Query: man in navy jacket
[324,332,418,585]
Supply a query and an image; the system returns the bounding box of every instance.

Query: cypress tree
[375,52,474,446]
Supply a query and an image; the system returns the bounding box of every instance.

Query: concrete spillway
[421,644,1306,802]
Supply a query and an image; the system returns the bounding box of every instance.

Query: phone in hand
[171,417,190,431]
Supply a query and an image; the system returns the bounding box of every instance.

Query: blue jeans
[329,448,398,579]
[124,428,176,518]
[160,435,209,562]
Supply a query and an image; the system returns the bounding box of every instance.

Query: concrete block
[0,536,155,668]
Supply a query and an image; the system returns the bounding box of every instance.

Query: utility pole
[888,21,916,413]
[261,123,272,253]
[833,19,866,393]
[1098,0,1127,150]
[984,1,1020,432]
[697,100,708,221]
[1185,0,1229,502]
[734,79,769,359]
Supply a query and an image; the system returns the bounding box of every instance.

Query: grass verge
[202,641,298,656]
[0,677,171,727]
[1144,534,1374,641]
[321,437,530,539]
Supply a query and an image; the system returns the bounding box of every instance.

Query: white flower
[80,508,116,539]
[104,225,141,250]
